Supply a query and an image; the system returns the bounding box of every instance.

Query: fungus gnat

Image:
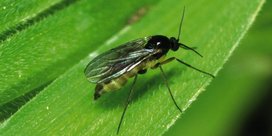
[84,7,215,134]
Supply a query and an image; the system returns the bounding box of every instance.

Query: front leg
[152,57,215,78]
[151,57,175,69]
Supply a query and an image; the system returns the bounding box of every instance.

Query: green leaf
[0,0,157,106]
[0,0,264,135]
[0,0,63,36]
[164,1,272,135]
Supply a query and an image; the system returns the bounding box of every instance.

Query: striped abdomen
[94,65,140,100]
[94,55,166,100]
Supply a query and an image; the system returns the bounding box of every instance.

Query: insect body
[85,36,179,99]
[84,7,214,134]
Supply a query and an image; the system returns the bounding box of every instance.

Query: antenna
[179,43,203,57]
[177,6,185,41]
[177,7,203,58]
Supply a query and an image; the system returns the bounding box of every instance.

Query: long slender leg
[151,57,175,69]
[117,75,138,134]
[156,57,215,78]
[174,57,215,78]
[159,66,182,113]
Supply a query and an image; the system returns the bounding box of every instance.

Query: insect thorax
[145,35,172,56]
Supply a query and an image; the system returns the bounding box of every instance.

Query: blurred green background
[0,0,271,135]
[165,1,272,136]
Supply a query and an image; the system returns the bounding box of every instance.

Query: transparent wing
[84,37,153,84]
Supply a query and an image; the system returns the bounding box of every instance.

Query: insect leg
[151,57,175,69]
[173,57,215,78]
[117,75,138,134]
[159,66,182,113]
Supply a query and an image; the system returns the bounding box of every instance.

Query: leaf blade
[0,0,265,135]
[0,0,157,106]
